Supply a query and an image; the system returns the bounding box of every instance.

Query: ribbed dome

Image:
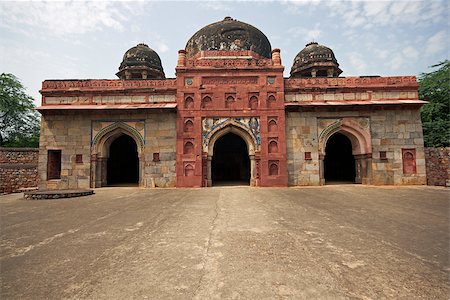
[290,42,342,78]
[185,17,272,58]
[117,43,165,79]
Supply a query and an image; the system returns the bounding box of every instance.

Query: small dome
[185,17,272,58]
[290,42,342,78]
[117,43,165,79]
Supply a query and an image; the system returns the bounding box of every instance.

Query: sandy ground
[0,185,449,299]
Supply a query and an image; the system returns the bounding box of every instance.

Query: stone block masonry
[0,147,38,193]
[425,147,450,186]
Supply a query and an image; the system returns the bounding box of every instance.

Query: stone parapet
[285,76,418,90]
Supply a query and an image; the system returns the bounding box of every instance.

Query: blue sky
[0,0,448,106]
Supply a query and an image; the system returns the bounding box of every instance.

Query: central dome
[185,17,272,58]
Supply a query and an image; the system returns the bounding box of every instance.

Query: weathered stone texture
[286,109,426,186]
[425,147,450,186]
[0,148,38,193]
[39,111,176,190]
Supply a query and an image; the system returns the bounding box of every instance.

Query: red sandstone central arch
[205,125,258,186]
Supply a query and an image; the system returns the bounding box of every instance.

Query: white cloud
[425,30,447,55]
[287,26,321,42]
[402,46,419,60]
[348,51,368,74]
[201,1,231,11]
[0,1,143,37]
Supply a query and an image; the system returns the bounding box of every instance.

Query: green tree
[0,73,40,147]
[419,60,450,147]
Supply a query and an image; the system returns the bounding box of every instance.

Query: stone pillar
[142,70,148,79]
[249,155,255,186]
[139,153,145,187]
[354,155,363,184]
[90,154,97,188]
[206,155,212,187]
[327,69,334,77]
[311,69,317,78]
[125,70,131,80]
[354,153,372,184]
[97,157,107,187]
[177,50,186,67]
[272,48,281,66]
[319,153,325,185]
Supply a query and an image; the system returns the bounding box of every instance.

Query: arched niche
[268,140,278,153]
[201,96,212,108]
[184,119,194,132]
[205,124,258,187]
[318,118,372,185]
[184,96,194,109]
[184,141,194,155]
[249,96,258,109]
[268,119,278,132]
[269,162,279,176]
[91,122,144,188]
[319,119,371,156]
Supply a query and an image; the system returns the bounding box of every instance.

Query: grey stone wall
[0,148,38,193]
[38,110,176,190]
[286,108,426,186]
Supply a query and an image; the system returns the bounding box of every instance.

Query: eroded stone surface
[1,186,448,299]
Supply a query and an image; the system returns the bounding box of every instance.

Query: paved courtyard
[0,185,449,299]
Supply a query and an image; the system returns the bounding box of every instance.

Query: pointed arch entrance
[91,122,144,188]
[324,132,356,183]
[205,124,258,187]
[107,135,139,185]
[318,118,372,185]
[212,133,250,185]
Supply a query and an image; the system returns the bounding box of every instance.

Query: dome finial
[224,16,233,21]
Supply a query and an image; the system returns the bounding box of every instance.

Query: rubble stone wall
[425,147,449,186]
[0,148,38,193]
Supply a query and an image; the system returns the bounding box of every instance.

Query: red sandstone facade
[37,18,427,189]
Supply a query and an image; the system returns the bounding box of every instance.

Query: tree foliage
[0,73,40,147]
[419,60,450,147]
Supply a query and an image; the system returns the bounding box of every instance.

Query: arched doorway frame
[318,118,372,184]
[91,122,144,188]
[205,124,258,187]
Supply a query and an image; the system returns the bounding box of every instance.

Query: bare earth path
[0,185,448,299]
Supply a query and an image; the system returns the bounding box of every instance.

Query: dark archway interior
[212,133,250,185]
[324,132,355,183]
[107,134,139,185]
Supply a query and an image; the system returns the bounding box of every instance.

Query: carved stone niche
[201,95,212,109]
[184,119,194,132]
[184,163,195,177]
[249,95,259,109]
[402,149,416,174]
[268,139,278,153]
[269,160,279,176]
[184,140,195,155]
[184,95,194,109]
[225,94,236,108]
[268,117,278,133]
[267,94,276,108]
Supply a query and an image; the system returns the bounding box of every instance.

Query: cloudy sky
[0,0,448,106]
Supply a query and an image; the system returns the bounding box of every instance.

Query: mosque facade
[37,17,427,189]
